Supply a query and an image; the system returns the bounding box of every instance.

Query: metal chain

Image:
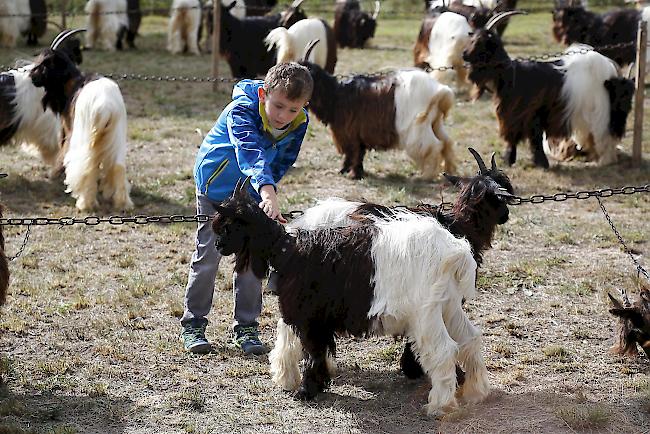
[595,196,649,283]
[6,224,30,261]
[505,184,650,206]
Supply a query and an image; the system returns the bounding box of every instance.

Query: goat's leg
[433,118,456,174]
[528,124,550,168]
[409,305,459,416]
[349,145,366,179]
[502,140,517,166]
[103,164,134,211]
[295,331,332,400]
[443,301,489,404]
[339,152,352,175]
[270,319,303,391]
[401,341,466,385]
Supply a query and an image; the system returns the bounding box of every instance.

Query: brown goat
[609,285,650,359]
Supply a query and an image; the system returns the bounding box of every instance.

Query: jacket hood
[231,79,263,105]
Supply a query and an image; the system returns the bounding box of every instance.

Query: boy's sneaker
[181,319,212,354]
[233,325,269,355]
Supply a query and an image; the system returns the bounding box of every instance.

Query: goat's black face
[30,49,78,88]
[213,214,251,256]
[356,15,377,42]
[463,29,503,65]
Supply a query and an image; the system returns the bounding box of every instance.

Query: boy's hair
[264,63,313,102]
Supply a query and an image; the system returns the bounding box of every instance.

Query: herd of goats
[0,0,649,417]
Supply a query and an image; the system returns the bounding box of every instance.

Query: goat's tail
[0,204,8,306]
[265,27,294,64]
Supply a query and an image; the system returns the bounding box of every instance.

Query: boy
[181,63,313,355]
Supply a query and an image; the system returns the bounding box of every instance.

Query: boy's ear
[258,87,266,103]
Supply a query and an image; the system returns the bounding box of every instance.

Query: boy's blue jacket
[194,79,309,202]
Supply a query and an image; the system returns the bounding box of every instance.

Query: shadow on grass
[0,382,133,434]
[0,173,195,218]
[303,368,649,433]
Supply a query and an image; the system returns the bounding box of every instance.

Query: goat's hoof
[349,170,364,180]
[293,387,317,401]
[339,167,350,175]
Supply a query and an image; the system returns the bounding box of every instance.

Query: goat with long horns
[30,29,134,211]
[463,11,635,167]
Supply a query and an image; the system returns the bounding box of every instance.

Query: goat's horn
[51,28,86,51]
[490,152,497,171]
[468,147,489,174]
[50,29,72,49]
[291,0,305,7]
[302,39,319,62]
[627,62,636,79]
[485,10,526,32]
[372,1,381,20]
[240,176,252,193]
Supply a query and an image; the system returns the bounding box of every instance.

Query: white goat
[425,12,472,90]
[265,18,337,73]
[559,44,621,165]
[0,0,29,48]
[85,0,128,51]
[168,0,202,55]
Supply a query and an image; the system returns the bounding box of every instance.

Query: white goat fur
[64,78,133,211]
[168,0,201,55]
[427,0,498,8]
[559,44,620,165]
[85,0,128,51]
[0,0,30,48]
[394,69,456,176]
[426,12,471,91]
[272,210,489,415]
[265,19,329,67]
[9,65,61,165]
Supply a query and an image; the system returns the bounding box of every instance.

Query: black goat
[218,0,307,77]
[333,0,380,48]
[552,2,648,67]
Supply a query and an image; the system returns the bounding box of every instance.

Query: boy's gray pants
[181,192,262,328]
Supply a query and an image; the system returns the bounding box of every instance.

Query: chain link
[6,224,30,261]
[595,197,649,297]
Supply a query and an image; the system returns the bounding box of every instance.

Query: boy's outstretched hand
[259,185,287,224]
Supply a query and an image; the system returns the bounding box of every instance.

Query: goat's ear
[608,292,625,310]
[610,307,645,328]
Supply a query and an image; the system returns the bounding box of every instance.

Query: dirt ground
[0,6,649,434]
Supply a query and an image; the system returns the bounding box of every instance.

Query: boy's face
[258,87,308,130]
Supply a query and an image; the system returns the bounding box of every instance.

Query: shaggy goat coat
[85,0,129,50]
[168,0,202,55]
[212,185,489,415]
[63,77,133,211]
[423,11,471,89]
[303,62,456,179]
[0,66,61,166]
[265,18,337,73]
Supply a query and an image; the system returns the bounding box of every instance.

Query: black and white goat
[265,18,337,73]
[168,0,202,55]
[552,1,650,68]
[202,0,306,54]
[0,37,82,170]
[463,11,634,167]
[0,0,47,47]
[211,177,490,415]
[333,0,380,49]
[218,1,308,77]
[30,30,133,211]
[288,148,514,379]
[300,41,456,179]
